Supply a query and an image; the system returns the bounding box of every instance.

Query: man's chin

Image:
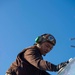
[43,53,46,56]
[43,54,46,56]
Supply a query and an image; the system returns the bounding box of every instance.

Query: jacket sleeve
[24,49,57,71]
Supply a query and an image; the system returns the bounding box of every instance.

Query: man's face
[39,42,53,55]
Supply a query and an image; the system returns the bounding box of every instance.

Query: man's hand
[57,61,69,71]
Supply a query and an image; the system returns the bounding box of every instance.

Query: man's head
[35,33,56,46]
[35,33,56,55]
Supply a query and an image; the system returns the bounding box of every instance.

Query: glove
[56,61,69,71]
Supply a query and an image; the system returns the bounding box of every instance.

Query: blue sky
[0,0,75,75]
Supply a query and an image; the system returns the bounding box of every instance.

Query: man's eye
[46,45,50,48]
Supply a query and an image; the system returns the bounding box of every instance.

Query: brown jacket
[6,45,57,75]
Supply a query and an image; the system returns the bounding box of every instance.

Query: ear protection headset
[35,36,44,43]
[35,34,49,43]
[35,34,56,46]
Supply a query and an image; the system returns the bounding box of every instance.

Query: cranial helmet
[35,33,56,46]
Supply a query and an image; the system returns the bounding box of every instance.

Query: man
[6,33,69,75]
